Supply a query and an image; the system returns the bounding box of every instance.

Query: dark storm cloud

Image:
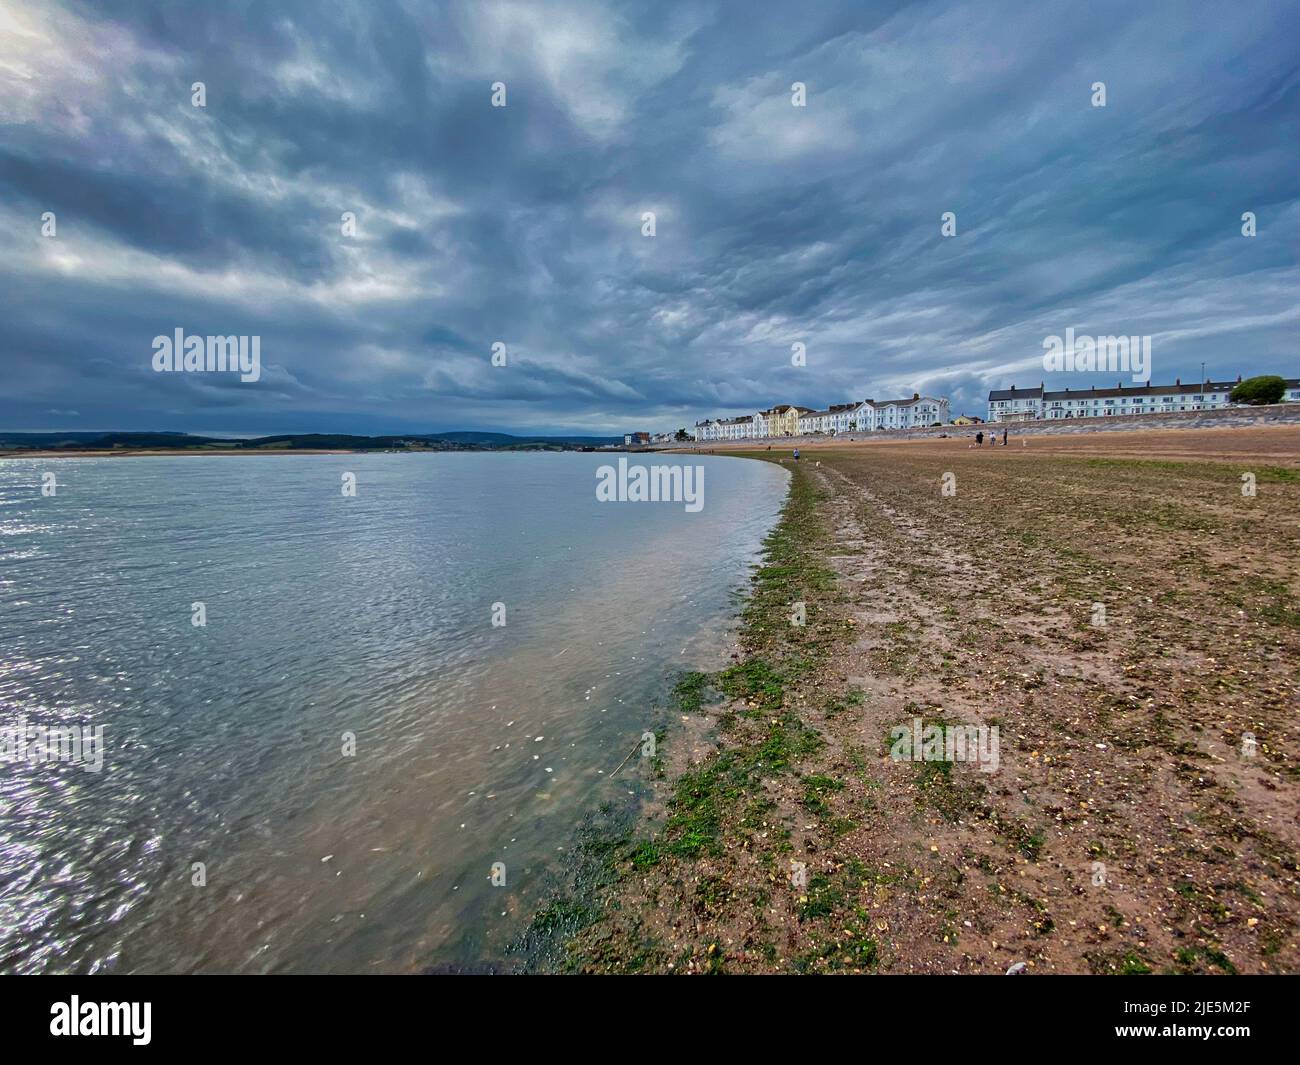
[1,0,1296,435]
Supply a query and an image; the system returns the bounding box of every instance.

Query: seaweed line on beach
[512,457,858,972]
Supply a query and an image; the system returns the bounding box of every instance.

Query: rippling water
[0,452,787,973]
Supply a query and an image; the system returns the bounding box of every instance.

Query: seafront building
[689,373,1300,441]
[694,395,950,442]
[987,377,1300,423]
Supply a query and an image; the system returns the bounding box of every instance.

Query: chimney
[1176,377,1180,385]
[1010,385,1016,392]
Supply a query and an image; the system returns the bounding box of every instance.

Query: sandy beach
[535,424,1300,974]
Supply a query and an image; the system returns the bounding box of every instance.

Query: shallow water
[0,451,787,972]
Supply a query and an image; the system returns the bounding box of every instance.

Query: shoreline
[528,426,1300,974]
[521,454,843,972]
[9,411,1298,461]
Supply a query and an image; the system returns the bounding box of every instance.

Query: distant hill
[0,430,623,452]
[239,433,444,450]
[415,431,622,448]
[0,431,219,450]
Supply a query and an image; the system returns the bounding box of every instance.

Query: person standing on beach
[793,448,800,462]
[975,431,983,447]
[1003,428,1008,446]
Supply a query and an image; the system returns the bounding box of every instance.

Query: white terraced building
[850,396,950,430]
[693,414,761,441]
[795,402,862,435]
[987,377,1300,423]
[694,396,950,441]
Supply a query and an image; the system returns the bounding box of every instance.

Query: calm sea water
[0,452,787,973]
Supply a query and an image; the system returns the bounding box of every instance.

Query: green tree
[1229,375,1286,405]
[675,428,690,441]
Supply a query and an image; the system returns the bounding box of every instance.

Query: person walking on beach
[792,448,800,462]
[1003,428,1008,446]
[975,431,983,447]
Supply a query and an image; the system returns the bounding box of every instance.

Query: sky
[1,0,1297,437]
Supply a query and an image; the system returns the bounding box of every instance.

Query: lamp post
[1201,361,1205,409]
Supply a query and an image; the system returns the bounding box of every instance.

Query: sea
[0,451,787,972]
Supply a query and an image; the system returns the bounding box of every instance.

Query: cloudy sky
[2,0,1297,436]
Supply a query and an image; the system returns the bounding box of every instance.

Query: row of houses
[987,377,1300,422]
[695,396,950,441]
[659,374,1299,444]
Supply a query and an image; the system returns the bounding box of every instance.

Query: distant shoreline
[0,429,624,457]
[1,448,361,459]
[0,446,624,459]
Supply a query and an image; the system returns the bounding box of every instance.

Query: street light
[1201,361,1205,409]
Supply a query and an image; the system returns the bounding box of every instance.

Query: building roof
[759,405,816,416]
[988,386,1044,401]
[697,415,752,426]
[994,377,1300,403]
[869,396,944,408]
[799,402,875,419]
[1039,378,1291,401]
